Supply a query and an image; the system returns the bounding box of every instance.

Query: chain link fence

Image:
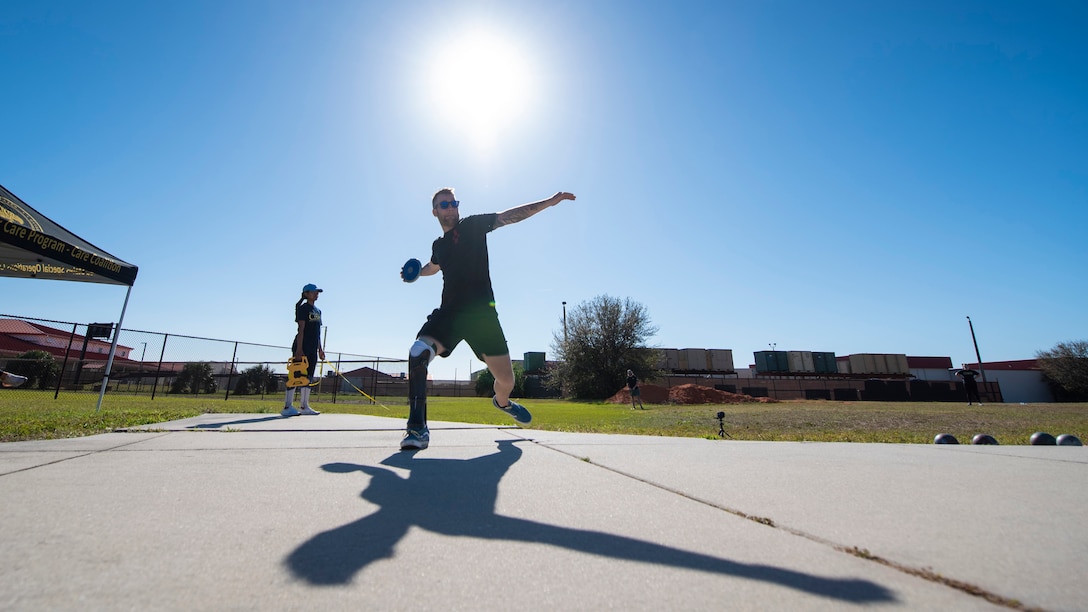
[0,314,428,406]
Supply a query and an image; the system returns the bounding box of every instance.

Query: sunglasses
[437,200,460,209]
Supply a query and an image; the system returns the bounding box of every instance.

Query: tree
[234,364,277,395]
[170,362,218,395]
[6,350,60,390]
[1036,340,1088,402]
[551,295,661,399]
[474,362,526,398]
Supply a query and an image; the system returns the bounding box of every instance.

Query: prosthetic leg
[401,339,436,450]
[407,340,435,430]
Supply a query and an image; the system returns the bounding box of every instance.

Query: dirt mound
[607,383,776,405]
[669,384,776,404]
[607,384,670,404]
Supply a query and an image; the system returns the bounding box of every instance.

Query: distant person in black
[283,283,325,417]
[957,366,982,405]
[626,369,644,409]
[399,187,577,450]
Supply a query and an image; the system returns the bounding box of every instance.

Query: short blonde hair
[432,187,455,208]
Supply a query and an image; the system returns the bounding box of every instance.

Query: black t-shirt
[295,303,322,352]
[627,375,638,389]
[431,213,497,308]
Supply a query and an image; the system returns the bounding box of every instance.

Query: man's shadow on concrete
[285,439,894,604]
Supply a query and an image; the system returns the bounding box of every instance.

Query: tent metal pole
[96,285,133,413]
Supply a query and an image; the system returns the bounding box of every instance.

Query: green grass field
[3,389,1086,444]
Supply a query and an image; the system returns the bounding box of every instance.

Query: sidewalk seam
[0,433,173,477]
[522,436,1039,612]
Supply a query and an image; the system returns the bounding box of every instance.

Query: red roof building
[0,318,133,362]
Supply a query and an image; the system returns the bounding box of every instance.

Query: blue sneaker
[492,397,532,426]
[281,406,299,417]
[400,427,430,450]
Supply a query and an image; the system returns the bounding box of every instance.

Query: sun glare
[428,29,533,151]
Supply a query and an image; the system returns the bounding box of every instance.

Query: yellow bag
[286,356,310,388]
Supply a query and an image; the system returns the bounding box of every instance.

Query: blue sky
[2,0,1085,381]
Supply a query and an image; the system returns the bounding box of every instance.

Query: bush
[551,295,661,399]
[474,362,526,397]
[234,364,276,395]
[170,362,218,395]
[1037,340,1088,402]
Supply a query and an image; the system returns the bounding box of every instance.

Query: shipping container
[813,352,838,373]
[523,352,546,372]
[845,353,909,375]
[890,354,909,374]
[849,354,881,374]
[848,354,869,373]
[708,349,734,372]
[754,350,789,373]
[872,354,889,374]
[836,356,852,374]
[787,351,815,373]
[681,348,709,370]
[661,349,680,370]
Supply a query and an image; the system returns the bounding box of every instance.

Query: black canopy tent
[1,183,139,410]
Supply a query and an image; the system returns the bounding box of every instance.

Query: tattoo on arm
[496,201,545,227]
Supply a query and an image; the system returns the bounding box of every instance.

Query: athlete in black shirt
[283,283,326,416]
[399,187,576,449]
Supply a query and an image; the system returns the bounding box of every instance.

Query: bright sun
[427,29,533,150]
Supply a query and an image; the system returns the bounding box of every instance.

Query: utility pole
[966,316,986,383]
[562,301,568,346]
[966,315,989,403]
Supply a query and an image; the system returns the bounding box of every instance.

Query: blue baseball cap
[302,283,323,293]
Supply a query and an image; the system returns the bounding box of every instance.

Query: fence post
[151,334,169,400]
[332,353,342,404]
[371,359,379,404]
[224,342,238,401]
[54,322,79,400]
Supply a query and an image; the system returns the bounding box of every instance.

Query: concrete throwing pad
[1,414,1084,610]
[119,412,497,432]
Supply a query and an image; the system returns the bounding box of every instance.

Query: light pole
[768,343,776,351]
[966,315,987,384]
[562,301,568,346]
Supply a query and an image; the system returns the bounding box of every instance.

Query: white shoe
[299,406,320,415]
[281,406,299,417]
[1,371,28,388]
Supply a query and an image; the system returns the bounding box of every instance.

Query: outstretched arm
[420,261,440,277]
[494,192,576,229]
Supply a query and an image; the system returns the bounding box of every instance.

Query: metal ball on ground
[1056,434,1083,446]
[933,433,959,444]
[972,434,999,445]
[1029,432,1056,446]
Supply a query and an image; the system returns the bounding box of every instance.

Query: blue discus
[401,258,422,283]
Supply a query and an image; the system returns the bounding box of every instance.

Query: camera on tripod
[715,411,731,438]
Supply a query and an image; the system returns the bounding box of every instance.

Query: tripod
[716,411,732,439]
